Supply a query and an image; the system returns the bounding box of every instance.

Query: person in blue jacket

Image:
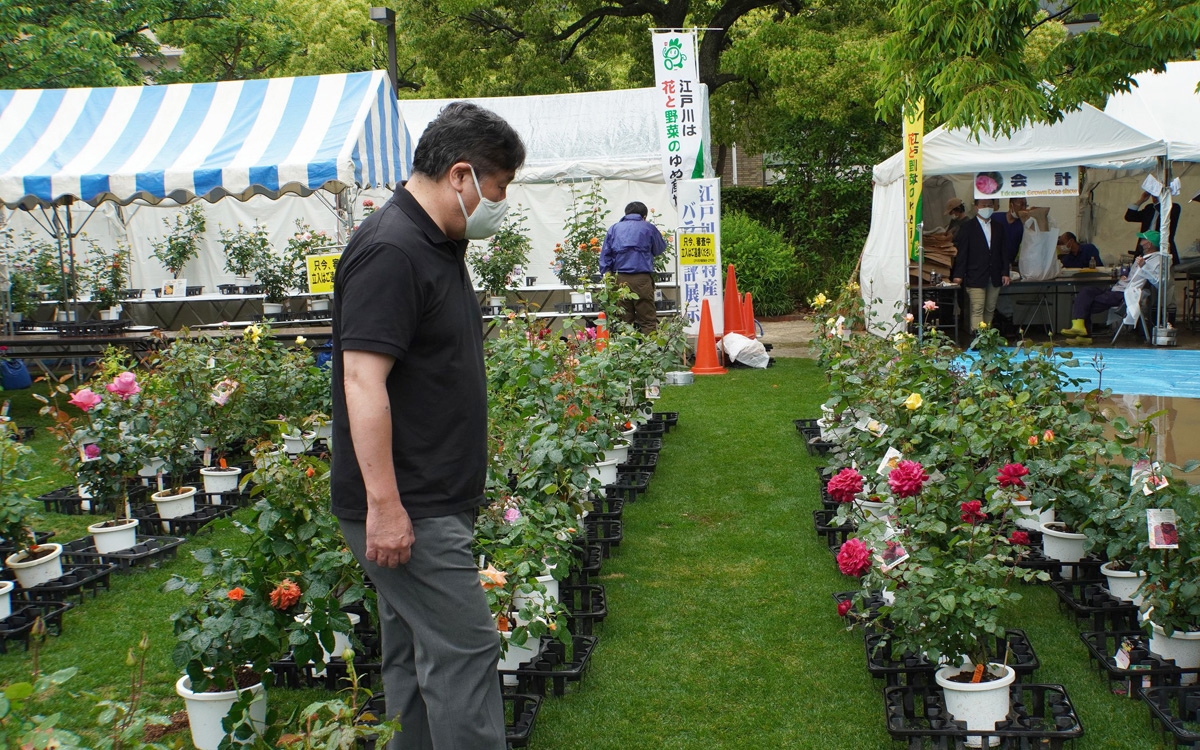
[599,201,667,333]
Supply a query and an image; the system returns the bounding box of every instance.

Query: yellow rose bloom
[812,292,829,308]
[904,392,923,410]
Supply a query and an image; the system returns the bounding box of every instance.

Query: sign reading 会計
[306,252,342,294]
[973,168,1080,199]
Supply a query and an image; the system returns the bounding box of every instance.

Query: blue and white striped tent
[0,70,409,209]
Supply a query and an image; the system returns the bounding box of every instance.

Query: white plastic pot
[5,543,64,589]
[262,302,284,315]
[295,612,362,676]
[569,291,587,305]
[137,457,166,478]
[498,631,542,686]
[604,441,630,465]
[201,467,243,496]
[1149,623,1200,686]
[87,518,139,554]
[935,663,1016,747]
[192,434,215,453]
[0,580,12,620]
[1039,522,1087,578]
[175,674,267,750]
[281,431,315,456]
[313,422,333,440]
[309,298,331,312]
[514,573,561,613]
[855,499,891,522]
[1099,562,1147,605]
[1011,500,1053,531]
[587,459,619,487]
[152,486,197,520]
[489,295,505,308]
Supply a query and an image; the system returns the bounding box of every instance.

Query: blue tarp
[961,347,1200,398]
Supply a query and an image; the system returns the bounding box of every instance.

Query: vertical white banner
[675,177,722,335]
[652,31,704,206]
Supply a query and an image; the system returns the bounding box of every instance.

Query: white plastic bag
[1017,218,1060,281]
[721,332,770,369]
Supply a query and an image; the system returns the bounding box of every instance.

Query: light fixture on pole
[369,7,398,95]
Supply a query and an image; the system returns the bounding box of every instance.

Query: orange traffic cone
[595,311,608,351]
[742,292,756,338]
[723,264,744,339]
[692,299,727,375]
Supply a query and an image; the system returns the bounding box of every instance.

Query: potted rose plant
[554,180,608,293]
[0,419,55,596]
[469,206,531,309]
[151,204,206,280]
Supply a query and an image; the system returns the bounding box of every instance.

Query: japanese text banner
[903,99,924,263]
[652,31,704,206]
[973,168,1080,199]
[676,178,722,335]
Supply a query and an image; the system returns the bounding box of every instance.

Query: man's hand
[1001,276,1011,287]
[952,277,962,285]
[1137,190,1151,204]
[366,499,415,568]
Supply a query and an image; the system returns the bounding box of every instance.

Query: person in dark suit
[1125,190,1180,265]
[952,198,1010,331]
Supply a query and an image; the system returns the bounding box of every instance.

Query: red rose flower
[837,538,872,577]
[997,463,1029,488]
[837,599,853,617]
[227,587,245,601]
[960,500,987,524]
[269,579,302,610]
[1009,531,1031,546]
[887,460,929,498]
[827,468,864,504]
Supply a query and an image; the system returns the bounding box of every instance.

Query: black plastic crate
[803,433,834,456]
[585,517,622,559]
[0,531,55,557]
[566,544,603,587]
[9,563,117,605]
[618,452,658,475]
[651,411,678,427]
[630,437,662,453]
[553,302,597,314]
[605,471,650,499]
[355,691,542,749]
[634,423,665,439]
[560,584,607,636]
[883,683,1084,747]
[0,601,72,654]
[866,629,1040,686]
[1013,549,1104,581]
[794,418,820,432]
[38,485,150,516]
[832,590,892,623]
[510,634,598,697]
[1140,685,1200,747]
[129,503,235,536]
[812,509,856,550]
[1049,579,1141,632]
[1079,631,1191,693]
[59,535,186,572]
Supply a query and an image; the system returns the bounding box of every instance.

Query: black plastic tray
[1140,684,1200,747]
[1079,631,1193,693]
[618,452,658,474]
[883,683,1084,747]
[355,691,542,749]
[1049,578,1141,632]
[38,484,149,516]
[510,634,598,697]
[560,584,608,637]
[129,503,235,536]
[59,535,186,572]
[9,563,117,605]
[630,437,662,453]
[585,517,622,558]
[566,544,603,587]
[0,601,72,654]
[812,509,856,550]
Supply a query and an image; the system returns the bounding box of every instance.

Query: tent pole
[916,222,924,345]
[65,198,79,324]
[1155,157,1171,345]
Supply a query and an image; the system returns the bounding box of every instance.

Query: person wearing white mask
[952,197,1010,333]
[330,102,523,750]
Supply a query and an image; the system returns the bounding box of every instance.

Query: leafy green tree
[877,0,1200,135]
[0,0,227,89]
[155,0,299,81]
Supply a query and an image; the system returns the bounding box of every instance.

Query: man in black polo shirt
[331,102,524,750]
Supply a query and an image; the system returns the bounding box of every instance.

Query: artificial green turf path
[0,361,1174,746]
[533,357,1167,749]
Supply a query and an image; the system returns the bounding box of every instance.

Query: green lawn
[0,361,1174,747]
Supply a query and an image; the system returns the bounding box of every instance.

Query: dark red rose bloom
[837,538,872,577]
[997,463,1029,488]
[827,468,864,504]
[837,599,853,617]
[960,500,987,524]
[1008,531,1031,546]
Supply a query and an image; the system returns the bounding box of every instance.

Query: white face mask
[976,207,994,220]
[457,166,508,240]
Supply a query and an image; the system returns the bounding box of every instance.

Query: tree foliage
[877,0,1200,135]
[0,0,227,89]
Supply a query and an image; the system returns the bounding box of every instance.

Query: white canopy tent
[860,104,1166,333]
[400,86,713,284]
[1105,61,1200,163]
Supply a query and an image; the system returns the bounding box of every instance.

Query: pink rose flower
[105,372,140,400]
[837,538,872,577]
[503,507,520,523]
[83,443,101,460]
[68,388,103,412]
[997,463,1029,488]
[887,460,929,498]
[960,500,987,524]
[827,468,864,504]
[923,300,938,312]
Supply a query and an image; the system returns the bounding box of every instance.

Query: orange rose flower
[269,579,301,609]
[227,587,245,601]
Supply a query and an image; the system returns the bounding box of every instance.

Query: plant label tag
[877,447,903,476]
[1114,639,1134,670]
[970,663,985,683]
[876,540,910,572]
[1147,508,1179,549]
[203,447,212,467]
[834,316,848,340]
[156,472,164,493]
[855,417,888,438]
[1142,462,1168,495]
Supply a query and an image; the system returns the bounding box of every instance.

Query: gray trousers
[340,512,505,750]
[616,272,657,333]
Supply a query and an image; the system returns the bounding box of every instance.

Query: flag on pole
[903,99,925,262]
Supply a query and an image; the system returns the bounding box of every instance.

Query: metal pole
[387,24,398,95]
[1155,157,1172,345]
[65,199,79,324]
[916,221,924,345]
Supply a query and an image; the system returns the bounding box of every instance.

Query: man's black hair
[1061,231,1077,243]
[412,102,526,179]
[624,201,648,217]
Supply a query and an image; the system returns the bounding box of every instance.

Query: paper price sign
[306,252,342,294]
[678,233,716,265]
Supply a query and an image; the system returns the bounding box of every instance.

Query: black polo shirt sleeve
[337,239,423,362]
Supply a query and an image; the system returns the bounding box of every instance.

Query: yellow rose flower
[243,324,262,344]
[904,392,923,410]
[977,321,989,329]
[812,292,829,309]
[295,336,307,345]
